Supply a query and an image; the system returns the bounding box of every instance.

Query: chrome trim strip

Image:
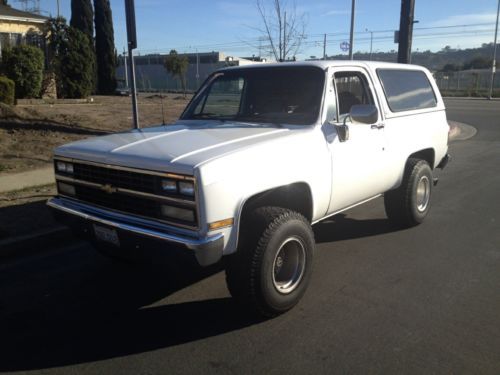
[54,156,195,181]
[312,194,382,225]
[55,175,196,207]
[47,197,220,250]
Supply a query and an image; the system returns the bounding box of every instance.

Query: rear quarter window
[377,69,437,112]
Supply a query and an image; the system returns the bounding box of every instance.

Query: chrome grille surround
[53,157,199,230]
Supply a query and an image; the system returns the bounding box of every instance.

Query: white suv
[48,61,450,317]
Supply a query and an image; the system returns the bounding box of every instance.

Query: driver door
[326,67,388,214]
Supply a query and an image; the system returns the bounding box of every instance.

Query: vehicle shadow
[0,200,56,240]
[0,247,263,371]
[313,213,403,244]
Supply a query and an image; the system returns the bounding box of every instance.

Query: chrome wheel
[416,175,431,212]
[272,236,306,294]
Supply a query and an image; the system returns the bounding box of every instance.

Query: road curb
[448,121,477,141]
[0,225,74,259]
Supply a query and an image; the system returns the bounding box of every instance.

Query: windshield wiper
[234,114,284,128]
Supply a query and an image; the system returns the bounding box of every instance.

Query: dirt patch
[0,94,191,175]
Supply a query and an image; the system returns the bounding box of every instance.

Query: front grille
[73,163,159,194]
[55,159,198,229]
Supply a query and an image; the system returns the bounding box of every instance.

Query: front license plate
[93,224,120,247]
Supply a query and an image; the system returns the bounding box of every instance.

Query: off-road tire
[384,158,433,227]
[225,207,315,317]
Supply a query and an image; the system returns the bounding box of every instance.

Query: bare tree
[255,0,307,62]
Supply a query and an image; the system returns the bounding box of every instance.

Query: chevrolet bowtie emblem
[101,184,117,194]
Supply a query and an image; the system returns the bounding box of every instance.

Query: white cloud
[323,9,351,16]
[427,13,497,27]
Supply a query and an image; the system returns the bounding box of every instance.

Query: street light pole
[488,0,500,99]
[349,0,355,60]
[123,49,128,88]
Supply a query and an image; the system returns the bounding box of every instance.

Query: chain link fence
[434,69,500,97]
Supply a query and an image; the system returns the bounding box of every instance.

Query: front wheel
[384,158,433,228]
[225,207,315,317]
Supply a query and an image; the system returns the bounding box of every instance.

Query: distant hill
[327,43,498,72]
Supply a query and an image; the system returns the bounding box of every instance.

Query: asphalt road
[1,98,499,374]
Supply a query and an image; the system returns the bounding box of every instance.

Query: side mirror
[350,104,378,125]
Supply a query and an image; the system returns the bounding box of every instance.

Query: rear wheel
[384,158,433,227]
[225,207,315,317]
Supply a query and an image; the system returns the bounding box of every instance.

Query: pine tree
[70,0,96,92]
[59,27,95,98]
[70,0,94,41]
[94,0,116,94]
[47,17,94,98]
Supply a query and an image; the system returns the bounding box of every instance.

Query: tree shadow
[0,247,263,371]
[0,120,108,136]
[313,213,404,244]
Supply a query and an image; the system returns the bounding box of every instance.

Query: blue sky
[33,0,499,59]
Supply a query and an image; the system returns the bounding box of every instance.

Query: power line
[134,23,497,56]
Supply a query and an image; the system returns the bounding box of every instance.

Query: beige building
[0,4,47,54]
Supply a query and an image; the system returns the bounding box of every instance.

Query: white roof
[223,60,428,72]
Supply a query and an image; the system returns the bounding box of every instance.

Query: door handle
[371,123,385,130]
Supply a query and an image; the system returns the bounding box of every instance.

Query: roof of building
[0,4,47,22]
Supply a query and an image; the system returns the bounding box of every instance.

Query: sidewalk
[0,166,54,194]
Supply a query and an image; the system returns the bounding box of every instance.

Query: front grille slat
[74,164,158,194]
[57,160,198,229]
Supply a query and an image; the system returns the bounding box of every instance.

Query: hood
[55,121,295,175]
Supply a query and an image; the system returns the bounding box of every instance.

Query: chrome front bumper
[47,197,224,266]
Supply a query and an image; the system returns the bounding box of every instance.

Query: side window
[334,72,374,117]
[377,69,437,112]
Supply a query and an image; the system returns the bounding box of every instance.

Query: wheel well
[240,183,313,223]
[409,148,435,169]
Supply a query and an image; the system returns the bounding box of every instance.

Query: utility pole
[196,48,200,90]
[56,0,60,17]
[489,0,500,99]
[349,0,356,60]
[323,33,327,60]
[397,0,416,64]
[366,29,373,60]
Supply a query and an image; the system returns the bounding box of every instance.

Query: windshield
[181,66,325,125]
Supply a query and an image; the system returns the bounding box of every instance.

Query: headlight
[161,179,177,193]
[161,205,195,222]
[56,161,74,174]
[58,182,75,196]
[179,181,195,196]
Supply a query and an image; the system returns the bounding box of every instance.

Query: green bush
[1,45,44,99]
[0,75,15,104]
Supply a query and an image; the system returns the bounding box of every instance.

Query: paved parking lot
[0,98,499,374]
